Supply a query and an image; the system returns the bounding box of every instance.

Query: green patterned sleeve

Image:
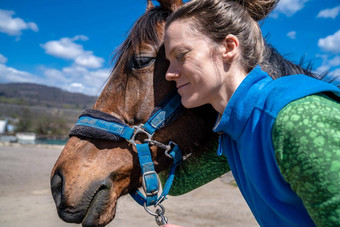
[272,94,340,226]
[160,138,230,196]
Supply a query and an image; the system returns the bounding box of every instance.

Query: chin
[181,97,202,109]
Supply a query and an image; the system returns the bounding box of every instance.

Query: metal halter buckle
[142,171,160,196]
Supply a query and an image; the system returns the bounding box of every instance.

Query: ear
[221,34,240,63]
[146,0,155,11]
[157,0,183,12]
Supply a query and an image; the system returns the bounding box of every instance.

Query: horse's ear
[157,0,183,12]
[146,0,155,11]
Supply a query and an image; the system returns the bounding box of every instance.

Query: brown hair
[165,0,278,73]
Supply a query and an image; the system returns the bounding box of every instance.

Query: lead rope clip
[155,208,168,226]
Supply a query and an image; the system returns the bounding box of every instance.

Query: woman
[162,0,340,226]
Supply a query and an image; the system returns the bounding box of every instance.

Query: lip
[177,82,190,90]
[82,187,112,226]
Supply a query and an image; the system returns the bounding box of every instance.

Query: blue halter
[70,92,184,210]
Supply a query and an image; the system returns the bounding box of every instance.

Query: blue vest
[213,66,340,226]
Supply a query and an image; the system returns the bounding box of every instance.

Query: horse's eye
[129,56,156,69]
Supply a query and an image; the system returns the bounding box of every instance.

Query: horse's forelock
[112,7,170,70]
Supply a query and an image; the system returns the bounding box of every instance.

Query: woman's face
[164,20,226,109]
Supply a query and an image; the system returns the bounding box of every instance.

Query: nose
[165,62,179,81]
[51,172,64,208]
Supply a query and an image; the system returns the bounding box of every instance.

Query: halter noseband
[69,92,184,225]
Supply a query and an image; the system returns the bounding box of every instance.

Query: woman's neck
[212,64,247,114]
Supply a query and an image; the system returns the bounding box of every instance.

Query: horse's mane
[261,44,340,89]
[261,43,316,79]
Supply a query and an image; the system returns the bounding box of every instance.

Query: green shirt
[273,94,340,226]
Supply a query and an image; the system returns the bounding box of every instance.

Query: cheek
[207,60,225,86]
[183,63,206,84]
[182,61,196,74]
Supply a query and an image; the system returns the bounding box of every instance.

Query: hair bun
[236,0,278,21]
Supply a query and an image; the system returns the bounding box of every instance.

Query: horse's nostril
[51,173,63,207]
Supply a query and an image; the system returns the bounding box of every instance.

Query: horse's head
[50,1,217,226]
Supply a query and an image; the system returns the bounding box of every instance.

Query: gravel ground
[0,143,257,227]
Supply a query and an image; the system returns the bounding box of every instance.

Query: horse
[50,1,217,226]
[50,0,320,226]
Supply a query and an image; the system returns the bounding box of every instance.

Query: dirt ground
[0,143,258,227]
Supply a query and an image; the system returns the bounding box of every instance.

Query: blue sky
[0,0,339,96]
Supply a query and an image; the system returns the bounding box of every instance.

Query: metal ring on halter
[143,202,165,217]
[129,124,153,146]
[143,203,168,226]
[164,141,178,159]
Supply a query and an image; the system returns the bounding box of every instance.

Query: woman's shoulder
[274,93,339,130]
[272,93,340,226]
[272,93,339,160]
[272,92,340,187]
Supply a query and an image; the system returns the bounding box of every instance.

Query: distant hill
[0,83,97,109]
[0,83,98,137]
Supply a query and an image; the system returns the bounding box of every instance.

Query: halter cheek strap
[69,92,184,209]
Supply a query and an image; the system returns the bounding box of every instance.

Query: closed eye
[176,51,188,62]
[128,55,156,69]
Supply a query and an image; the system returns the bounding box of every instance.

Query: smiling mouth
[177,82,190,90]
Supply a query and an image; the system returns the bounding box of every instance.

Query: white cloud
[41,36,104,69]
[70,83,84,89]
[324,68,340,86]
[74,54,104,69]
[328,55,340,67]
[41,37,86,60]
[27,22,38,32]
[1,33,108,95]
[317,6,340,19]
[0,53,8,64]
[69,83,85,93]
[43,68,68,82]
[0,9,38,36]
[315,54,340,77]
[272,0,308,17]
[41,65,110,95]
[72,35,89,41]
[287,31,296,39]
[62,65,88,76]
[318,29,340,54]
[329,68,340,77]
[0,64,39,83]
[0,56,109,95]
[315,65,330,74]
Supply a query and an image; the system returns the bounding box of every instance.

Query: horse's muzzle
[51,171,114,226]
[51,171,84,223]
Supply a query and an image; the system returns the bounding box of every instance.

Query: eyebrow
[166,44,189,60]
[165,45,178,60]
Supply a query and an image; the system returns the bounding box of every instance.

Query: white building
[0,120,8,134]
